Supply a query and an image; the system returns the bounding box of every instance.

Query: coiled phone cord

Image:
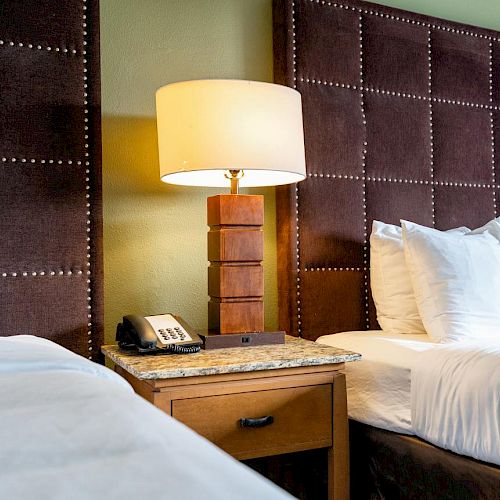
[117,341,201,355]
[163,344,201,354]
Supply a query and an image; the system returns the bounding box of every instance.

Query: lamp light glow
[155,79,306,189]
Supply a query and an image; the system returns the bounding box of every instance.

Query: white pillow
[401,220,500,342]
[370,220,469,334]
[469,217,500,240]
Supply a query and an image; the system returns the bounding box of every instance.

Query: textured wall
[101,0,500,343]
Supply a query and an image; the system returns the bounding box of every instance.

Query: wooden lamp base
[206,194,284,348]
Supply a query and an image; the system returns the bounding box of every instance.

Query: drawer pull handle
[240,416,274,428]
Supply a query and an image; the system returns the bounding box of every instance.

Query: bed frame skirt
[350,420,500,499]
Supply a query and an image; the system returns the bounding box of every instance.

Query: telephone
[116,313,202,354]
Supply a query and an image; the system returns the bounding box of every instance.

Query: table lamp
[156,80,306,343]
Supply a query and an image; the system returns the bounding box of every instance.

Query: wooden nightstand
[102,336,360,500]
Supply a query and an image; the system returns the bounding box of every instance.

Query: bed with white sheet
[318,331,429,435]
[317,331,500,466]
[0,3,294,498]
[0,336,291,500]
[274,0,500,495]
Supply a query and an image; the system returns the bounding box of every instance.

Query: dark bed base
[246,420,500,499]
[350,420,500,499]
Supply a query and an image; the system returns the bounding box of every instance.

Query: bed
[317,332,500,463]
[0,2,289,498]
[318,331,500,498]
[0,336,290,499]
[273,0,500,497]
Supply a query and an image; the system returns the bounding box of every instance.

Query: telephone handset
[116,313,202,354]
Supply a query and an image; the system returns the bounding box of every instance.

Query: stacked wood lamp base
[208,194,264,334]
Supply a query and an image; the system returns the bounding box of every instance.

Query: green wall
[100,0,275,341]
[368,1,500,30]
[101,0,500,342]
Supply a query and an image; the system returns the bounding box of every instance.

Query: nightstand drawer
[172,384,332,460]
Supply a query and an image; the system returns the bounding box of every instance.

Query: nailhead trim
[82,0,94,359]
[489,41,498,216]
[428,29,436,226]
[432,96,493,109]
[433,181,496,188]
[298,78,498,111]
[299,78,360,90]
[358,15,370,329]
[308,173,362,180]
[305,267,366,272]
[291,0,302,336]
[1,270,86,277]
[1,157,84,165]
[309,173,499,188]
[0,39,80,54]
[309,0,497,41]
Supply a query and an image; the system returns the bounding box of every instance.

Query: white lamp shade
[156,80,306,188]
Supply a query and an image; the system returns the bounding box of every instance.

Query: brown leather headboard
[0,0,103,360]
[274,0,499,340]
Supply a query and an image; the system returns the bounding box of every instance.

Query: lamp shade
[156,80,306,187]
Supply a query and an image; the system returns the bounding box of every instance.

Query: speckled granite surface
[102,336,361,380]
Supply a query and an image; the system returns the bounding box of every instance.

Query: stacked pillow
[370,217,500,342]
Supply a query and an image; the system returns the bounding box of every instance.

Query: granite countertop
[102,336,361,380]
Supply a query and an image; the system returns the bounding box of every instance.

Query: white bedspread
[0,336,291,500]
[317,331,433,434]
[318,331,500,465]
[411,340,500,465]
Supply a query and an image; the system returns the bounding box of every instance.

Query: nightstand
[102,336,360,500]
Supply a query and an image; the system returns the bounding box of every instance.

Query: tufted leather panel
[0,0,103,361]
[274,0,499,341]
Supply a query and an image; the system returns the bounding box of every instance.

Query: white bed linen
[0,336,291,500]
[317,331,500,465]
[317,331,433,434]
[402,220,500,342]
[412,340,500,465]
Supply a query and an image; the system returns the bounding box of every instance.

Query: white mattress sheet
[411,340,500,465]
[317,331,434,434]
[0,336,291,500]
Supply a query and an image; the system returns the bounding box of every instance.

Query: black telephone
[116,313,202,354]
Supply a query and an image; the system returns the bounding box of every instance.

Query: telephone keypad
[145,314,193,345]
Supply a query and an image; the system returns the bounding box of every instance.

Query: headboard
[273,0,500,340]
[0,0,103,361]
